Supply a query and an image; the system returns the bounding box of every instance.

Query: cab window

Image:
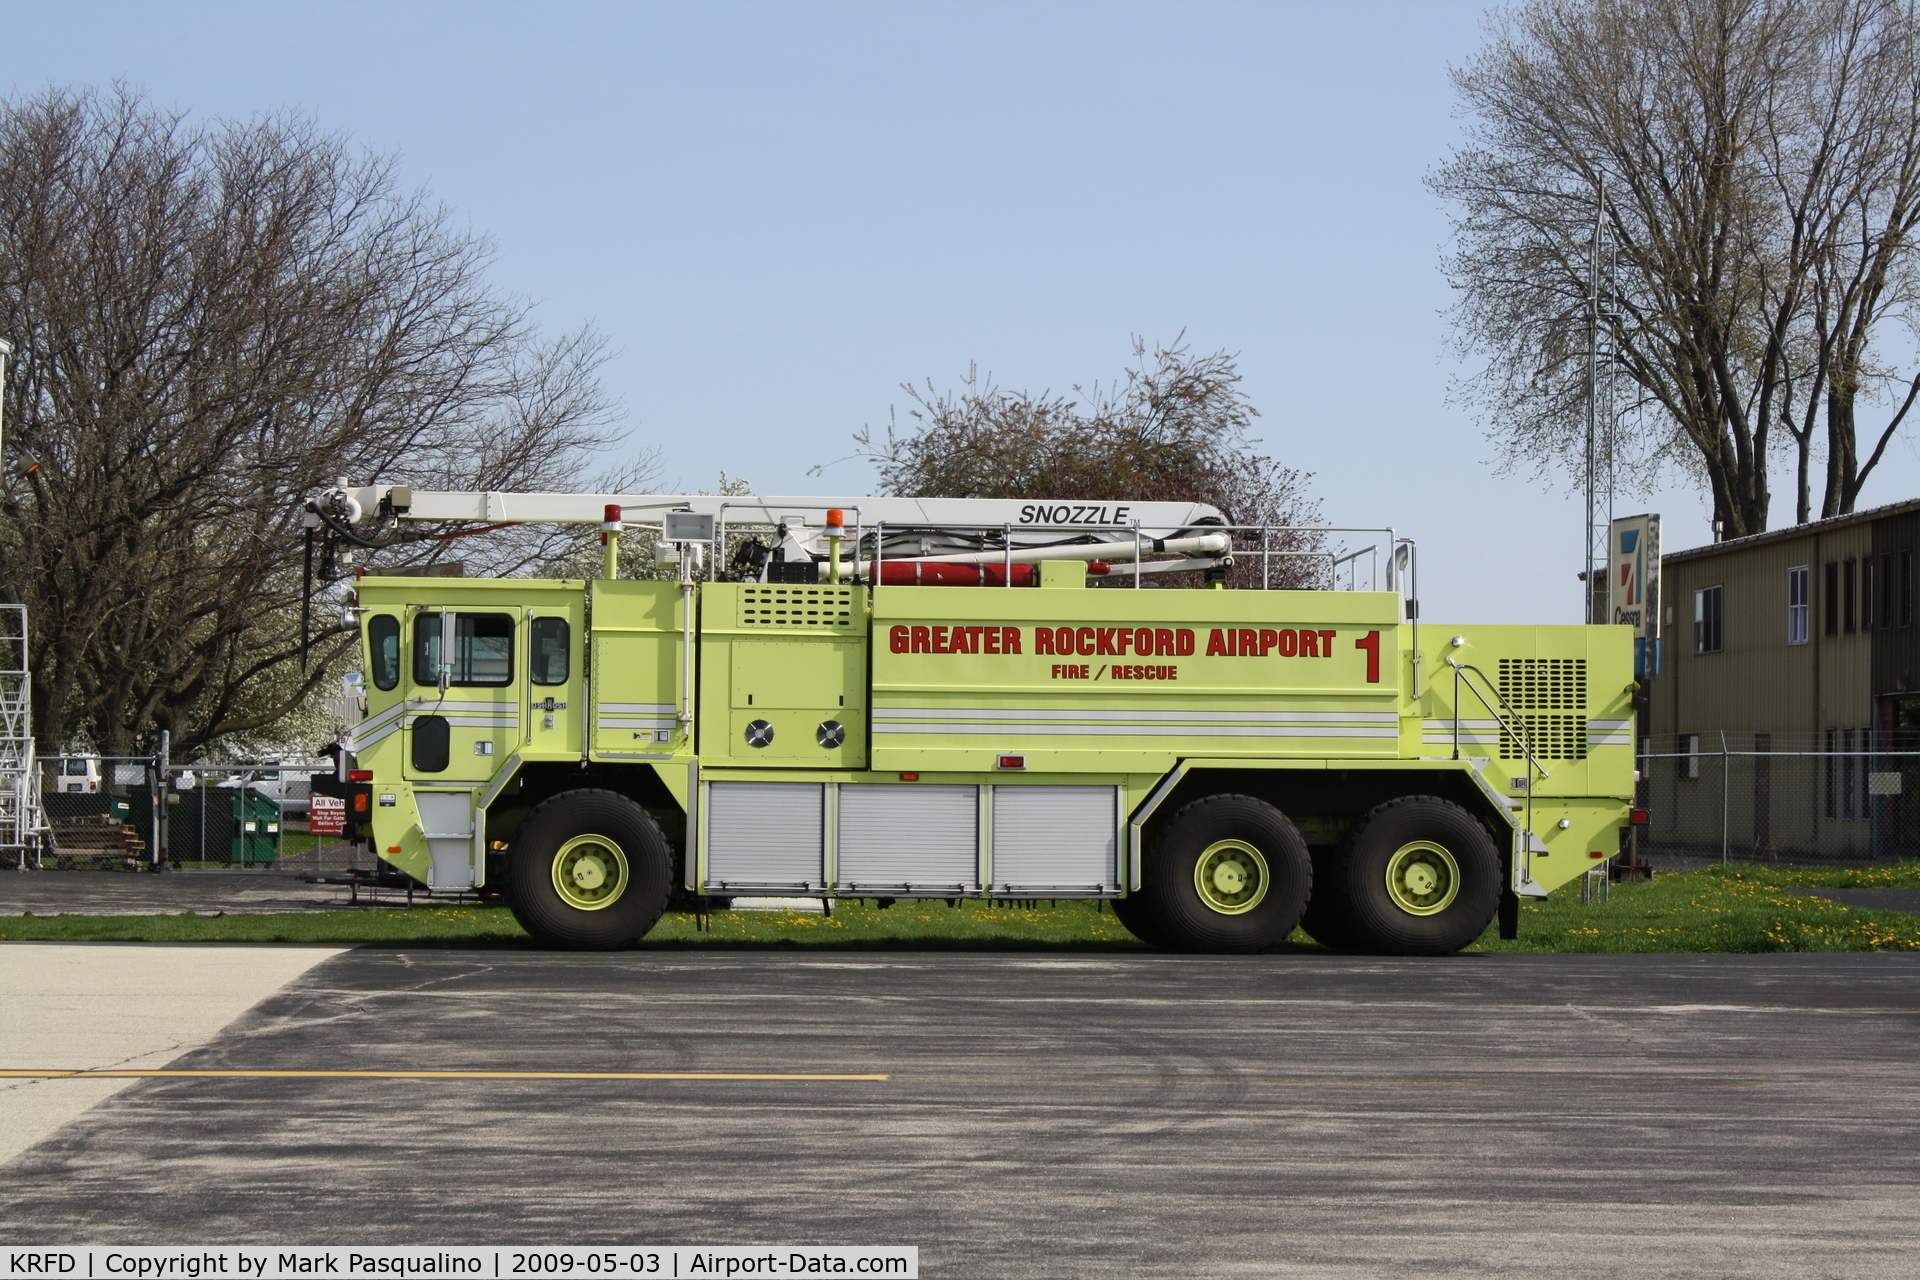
[367,615,401,691]
[414,613,514,687]
[530,617,570,686]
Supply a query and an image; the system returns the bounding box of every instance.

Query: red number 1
[1354,630,1381,683]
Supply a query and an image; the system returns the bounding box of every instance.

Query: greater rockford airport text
[3,1251,915,1280]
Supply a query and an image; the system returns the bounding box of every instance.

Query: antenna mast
[1584,178,1616,625]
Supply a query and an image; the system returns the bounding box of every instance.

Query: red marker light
[348,770,373,782]
[1589,851,1607,859]
[998,755,1026,770]
[386,845,402,854]
[898,772,919,782]
[1629,808,1651,825]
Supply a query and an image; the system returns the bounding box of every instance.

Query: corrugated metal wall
[1647,515,1899,859]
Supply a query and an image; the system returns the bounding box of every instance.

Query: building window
[1903,550,1914,627]
[1882,553,1897,629]
[1679,733,1700,781]
[1863,557,1877,629]
[1844,558,1858,633]
[1787,565,1809,645]
[1826,561,1840,635]
[1694,585,1723,654]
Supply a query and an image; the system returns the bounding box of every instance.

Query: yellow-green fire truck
[314,486,1635,954]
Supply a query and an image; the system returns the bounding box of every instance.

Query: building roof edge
[1664,496,1920,563]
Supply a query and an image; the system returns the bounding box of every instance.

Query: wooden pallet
[51,815,148,869]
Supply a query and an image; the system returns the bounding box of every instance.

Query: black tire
[1324,796,1500,956]
[1111,893,1170,947]
[1137,794,1312,953]
[506,788,673,950]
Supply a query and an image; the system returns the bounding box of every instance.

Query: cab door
[403,607,523,781]
[524,602,584,757]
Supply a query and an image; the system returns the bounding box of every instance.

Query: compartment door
[989,785,1121,896]
[703,781,825,893]
[835,784,979,895]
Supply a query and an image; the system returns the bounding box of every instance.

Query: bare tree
[0,86,629,757]
[835,336,1329,587]
[1432,0,1920,536]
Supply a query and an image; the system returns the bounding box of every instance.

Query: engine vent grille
[1497,658,1587,711]
[1499,714,1589,762]
[739,585,857,628]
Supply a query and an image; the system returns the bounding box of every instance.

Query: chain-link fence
[33,756,375,873]
[1640,734,1920,865]
[161,762,373,873]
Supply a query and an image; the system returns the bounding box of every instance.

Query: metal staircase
[0,604,42,868]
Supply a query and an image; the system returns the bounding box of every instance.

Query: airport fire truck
[313,486,1636,954]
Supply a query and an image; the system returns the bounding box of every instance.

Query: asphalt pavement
[1798,886,1920,914]
[0,869,427,915]
[2,947,1916,1277]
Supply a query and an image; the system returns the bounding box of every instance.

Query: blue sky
[18,1,1920,622]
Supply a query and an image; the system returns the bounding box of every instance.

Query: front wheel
[507,789,673,949]
[1136,794,1311,953]
[1324,796,1500,955]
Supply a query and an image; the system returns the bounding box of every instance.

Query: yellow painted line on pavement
[0,1069,888,1081]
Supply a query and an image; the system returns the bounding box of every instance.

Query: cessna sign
[1610,513,1661,677]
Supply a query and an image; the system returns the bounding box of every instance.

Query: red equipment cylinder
[872,561,1036,587]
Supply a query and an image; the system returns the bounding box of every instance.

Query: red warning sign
[309,794,347,836]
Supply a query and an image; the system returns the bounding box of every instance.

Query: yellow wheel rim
[1193,839,1269,915]
[551,834,629,911]
[1384,840,1460,916]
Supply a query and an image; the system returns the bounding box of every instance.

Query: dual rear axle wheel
[1121,792,1500,955]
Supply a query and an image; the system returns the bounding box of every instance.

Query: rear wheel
[1137,794,1311,953]
[1324,796,1500,955]
[507,789,672,949]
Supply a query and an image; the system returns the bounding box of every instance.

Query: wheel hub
[1383,840,1461,916]
[552,835,629,911]
[1193,839,1269,915]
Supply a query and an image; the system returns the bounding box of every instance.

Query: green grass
[1467,862,1920,954]
[3,864,1917,952]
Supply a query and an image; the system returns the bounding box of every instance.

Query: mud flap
[1499,888,1520,940]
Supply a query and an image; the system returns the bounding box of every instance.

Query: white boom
[327,485,1226,541]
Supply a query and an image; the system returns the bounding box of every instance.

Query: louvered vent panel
[1497,658,1587,711]
[738,585,856,628]
[1499,715,1589,762]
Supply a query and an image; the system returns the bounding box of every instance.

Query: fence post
[1728,729,1743,871]
[154,731,168,872]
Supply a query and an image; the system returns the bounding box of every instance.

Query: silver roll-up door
[836,784,979,894]
[990,785,1120,896]
[705,781,825,892]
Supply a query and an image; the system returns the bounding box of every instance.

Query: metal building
[1647,497,1920,860]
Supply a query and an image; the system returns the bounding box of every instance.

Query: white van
[54,756,102,793]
